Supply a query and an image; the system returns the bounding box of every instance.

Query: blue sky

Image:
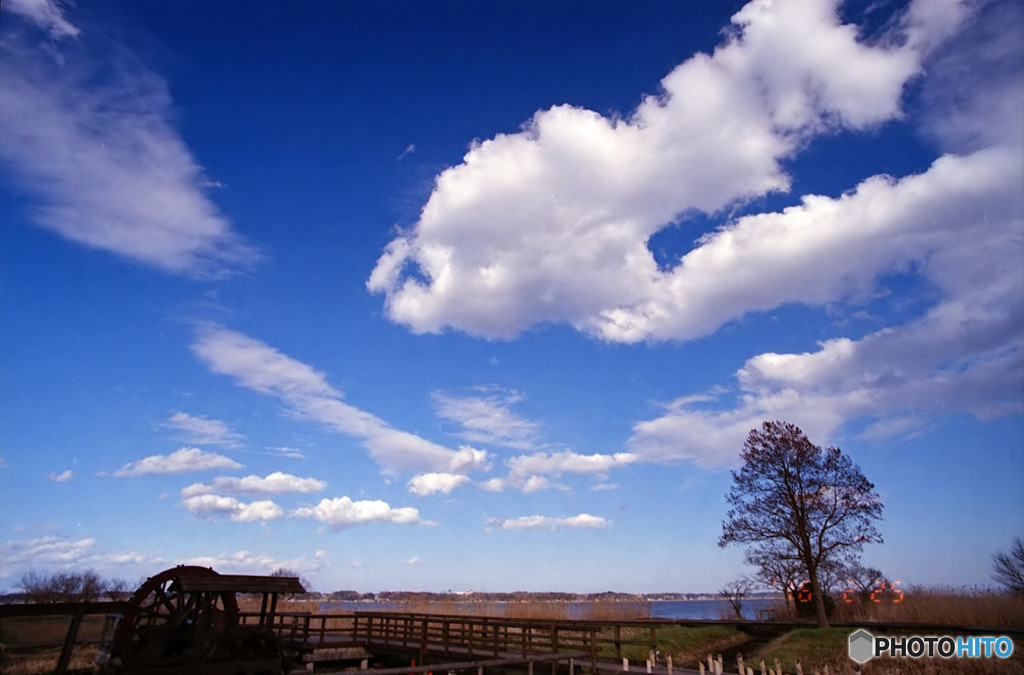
[1,0,1021,594]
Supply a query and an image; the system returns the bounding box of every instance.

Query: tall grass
[833,586,1024,628]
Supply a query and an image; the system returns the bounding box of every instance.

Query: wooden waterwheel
[101,565,304,674]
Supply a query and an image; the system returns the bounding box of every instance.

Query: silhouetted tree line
[15,569,131,603]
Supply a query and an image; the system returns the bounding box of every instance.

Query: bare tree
[18,568,111,602]
[992,537,1024,595]
[719,421,883,628]
[719,577,753,619]
[843,563,885,602]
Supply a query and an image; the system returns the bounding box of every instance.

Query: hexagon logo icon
[848,629,875,664]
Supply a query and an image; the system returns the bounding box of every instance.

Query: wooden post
[795,659,803,675]
[623,657,630,672]
[698,664,705,675]
[736,653,744,675]
[775,659,782,675]
[420,616,428,666]
[707,655,713,672]
[666,654,673,675]
[760,658,767,675]
[55,606,86,675]
[716,654,723,675]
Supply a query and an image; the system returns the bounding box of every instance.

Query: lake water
[651,599,777,620]
[320,599,779,621]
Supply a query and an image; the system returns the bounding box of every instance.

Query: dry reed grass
[833,586,1024,628]
[0,645,99,675]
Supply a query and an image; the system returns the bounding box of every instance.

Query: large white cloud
[191,326,490,474]
[623,0,1024,467]
[369,0,1020,468]
[367,0,968,341]
[0,2,258,277]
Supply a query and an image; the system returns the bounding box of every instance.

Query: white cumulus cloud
[408,472,471,496]
[367,0,968,341]
[182,494,284,523]
[182,472,327,497]
[293,497,423,530]
[112,447,242,477]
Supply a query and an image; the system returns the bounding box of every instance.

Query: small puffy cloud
[485,451,636,493]
[192,326,491,474]
[182,471,327,497]
[403,556,422,567]
[182,494,284,523]
[163,412,243,447]
[507,451,636,478]
[113,447,242,477]
[408,472,471,496]
[432,388,541,449]
[487,514,611,531]
[48,469,73,482]
[293,497,423,530]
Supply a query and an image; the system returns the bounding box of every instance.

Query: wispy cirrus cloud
[5,0,80,39]
[0,1,259,277]
[182,549,326,577]
[486,514,611,532]
[111,447,242,477]
[191,326,490,475]
[432,388,541,449]
[162,412,243,448]
[0,535,161,577]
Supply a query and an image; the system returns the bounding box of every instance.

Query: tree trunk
[807,563,829,628]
